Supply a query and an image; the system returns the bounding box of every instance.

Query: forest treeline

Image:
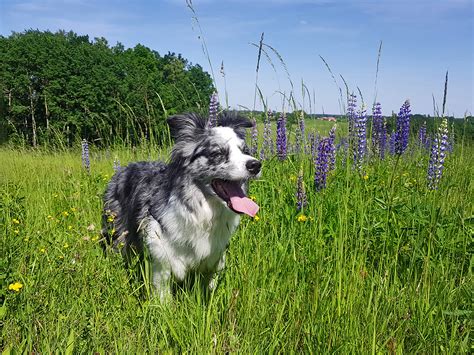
[0,30,214,147]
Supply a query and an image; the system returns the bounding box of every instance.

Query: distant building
[320,116,337,122]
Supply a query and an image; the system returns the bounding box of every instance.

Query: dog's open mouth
[211,179,259,217]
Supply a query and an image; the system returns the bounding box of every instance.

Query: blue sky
[1,0,472,116]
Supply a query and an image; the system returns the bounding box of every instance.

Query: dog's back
[102,161,168,252]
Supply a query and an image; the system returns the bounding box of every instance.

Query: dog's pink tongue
[229,196,259,217]
[224,182,259,217]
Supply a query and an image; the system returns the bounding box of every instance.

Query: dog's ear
[167,113,207,141]
[217,111,253,139]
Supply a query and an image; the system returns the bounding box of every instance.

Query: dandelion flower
[40,248,46,253]
[253,215,260,221]
[62,211,69,217]
[363,174,369,180]
[297,215,308,222]
[8,282,23,292]
[12,218,20,224]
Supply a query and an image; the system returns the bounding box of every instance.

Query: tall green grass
[2,130,472,352]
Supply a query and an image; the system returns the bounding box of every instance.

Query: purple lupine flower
[250,118,258,156]
[295,112,306,155]
[353,105,367,171]
[296,169,307,211]
[347,94,357,147]
[276,112,287,160]
[371,102,387,159]
[300,115,308,154]
[418,121,428,149]
[388,133,396,155]
[394,100,411,155]
[308,132,316,160]
[314,137,331,191]
[447,122,455,153]
[81,139,90,173]
[328,125,337,170]
[427,118,449,190]
[113,158,121,172]
[260,110,273,159]
[208,92,219,128]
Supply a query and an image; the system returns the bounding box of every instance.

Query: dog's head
[167,112,261,216]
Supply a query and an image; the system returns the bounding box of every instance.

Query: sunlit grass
[2,131,472,352]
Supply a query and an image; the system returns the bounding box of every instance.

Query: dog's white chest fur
[144,196,240,283]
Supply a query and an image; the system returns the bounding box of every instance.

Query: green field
[1,120,472,353]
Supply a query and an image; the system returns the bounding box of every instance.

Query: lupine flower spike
[81,139,90,173]
[394,100,411,155]
[314,137,331,191]
[353,104,367,171]
[250,118,258,156]
[427,118,448,190]
[347,93,357,148]
[276,112,287,160]
[418,121,428,149]
[296,169,307,211]
[208,92,219,128]
[328,125,337,171]
[260,110,273,160]
[372,102,386,159]
[113,158,121,172]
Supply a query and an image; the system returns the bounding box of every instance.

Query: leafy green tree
[0,30,214,146]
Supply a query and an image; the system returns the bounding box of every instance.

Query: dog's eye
[242,146,250,155]
[210,147,228,159]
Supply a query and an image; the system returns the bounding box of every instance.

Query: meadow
[1,116,472,353]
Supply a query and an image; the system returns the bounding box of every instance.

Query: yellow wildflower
[47,215,53,220]
[13,229,20,234]
[107,216,114,223]
[363,174,369,180]
[68,225,73,230]
[297,215,308,222]
[91,235,99,242]
[249,195,257,201]
[40,248,46,253]
[62,211,69,217]
[63,243,69,249]
[8,282,23,292]
[12,218,20,224]
[70,207,77,212]
[253,215,260,221]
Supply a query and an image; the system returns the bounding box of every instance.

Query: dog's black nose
[246,159,261,175]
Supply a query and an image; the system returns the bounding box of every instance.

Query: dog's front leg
[151,261,172,302]
[205,253,226,292]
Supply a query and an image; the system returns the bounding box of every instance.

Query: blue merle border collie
[102,112,261,300]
